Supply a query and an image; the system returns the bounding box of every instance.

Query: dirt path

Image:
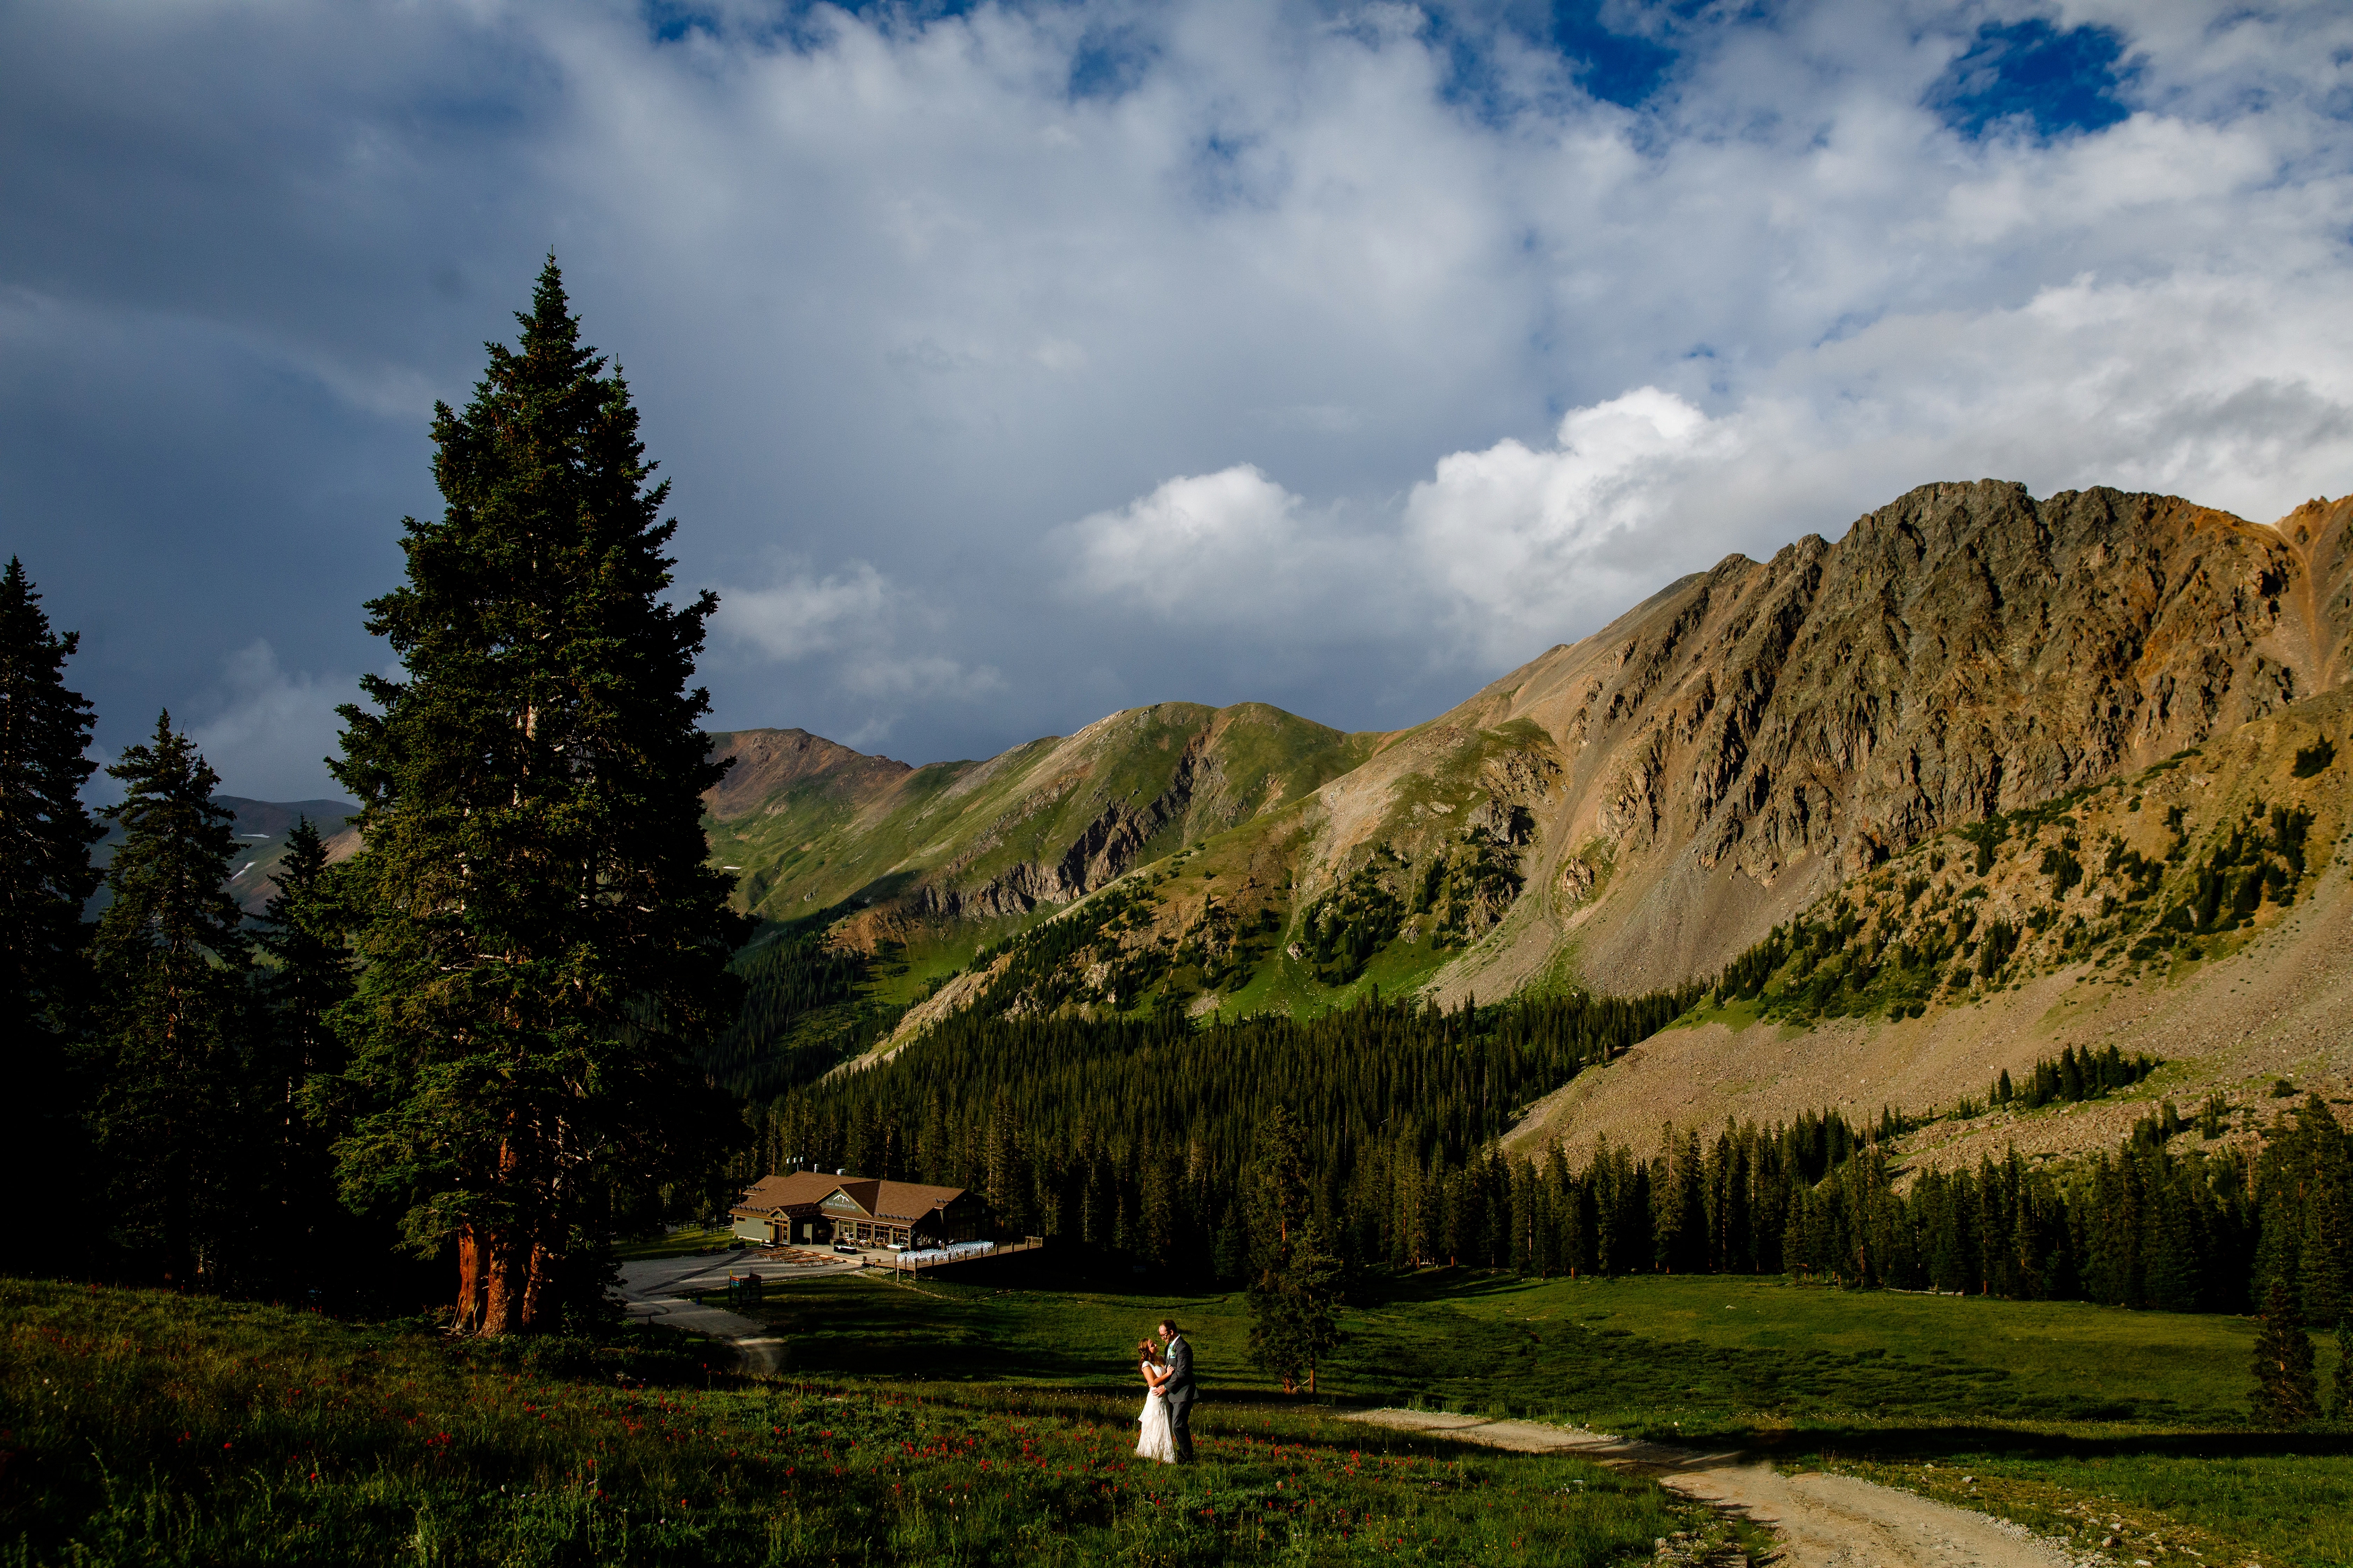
[614,1253,861,1376]
[1347,1410,2087,1568]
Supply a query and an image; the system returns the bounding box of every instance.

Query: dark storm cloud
[3,1,2350,798]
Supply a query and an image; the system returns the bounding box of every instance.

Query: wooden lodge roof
[731,1171,969,1224]
[730,1171,846,1216]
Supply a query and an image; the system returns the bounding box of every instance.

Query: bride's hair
[1135,1339,1163,1364]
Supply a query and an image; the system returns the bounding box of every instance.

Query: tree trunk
[452,1225,486,1335]
[521,1237,556,1333]
[479,1227,524,1335]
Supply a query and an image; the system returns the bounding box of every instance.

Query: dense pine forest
[740,979,2353,1327]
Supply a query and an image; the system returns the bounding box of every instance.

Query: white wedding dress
[1135,1362,1177,1462]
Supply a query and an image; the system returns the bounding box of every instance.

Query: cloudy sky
[6,1,2350,799]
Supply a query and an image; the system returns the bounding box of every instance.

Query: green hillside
[704,702,1379,935]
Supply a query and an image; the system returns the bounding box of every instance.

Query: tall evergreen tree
[88,712,254,1289]
[1246,1106,1343,1393]
[332,257,749,1335]
[252,817,356,1282]
[2251,1280,2320,1428]
[0,558,103,1272]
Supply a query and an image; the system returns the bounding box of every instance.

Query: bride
[1133,1339,1177,1462]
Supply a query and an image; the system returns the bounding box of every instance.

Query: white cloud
[1404,389,1742,659]
[187,641,356,800]
[1072,255,2353,666]
[713,557,1002,719]
[717,561,890,661]
[1062,466,1311,617]
[11,0,2353,770]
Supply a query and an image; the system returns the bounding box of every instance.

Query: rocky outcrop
[703,728,912,821]
[1457,481,2353,993]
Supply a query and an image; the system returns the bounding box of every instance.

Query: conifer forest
[751,983,2353,1327]
[3,261,745,1331]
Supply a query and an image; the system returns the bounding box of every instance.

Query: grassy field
[0,1278,1712,1567]
[9,1268,2348,1565]
[746,1263,2353,1567]
[617,1224,743,1262]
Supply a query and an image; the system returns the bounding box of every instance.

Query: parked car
[832,1241,862,1255]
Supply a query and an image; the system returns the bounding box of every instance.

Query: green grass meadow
[0,1277,1708,1567]
[7,1267,2350,1565]
[754,1264,2353,1567]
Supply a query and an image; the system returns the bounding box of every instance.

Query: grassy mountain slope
[214,794,361,913]
[91,794,360,917]
[703,702,1380,952]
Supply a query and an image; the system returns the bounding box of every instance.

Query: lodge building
[728,1170,985,1251]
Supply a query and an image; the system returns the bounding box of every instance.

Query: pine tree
[251,817,355,1284]
[0,558,103,1272]
[2251,1280,2320,1428]
[1246,1105,1320,1392]
[1283,1217,1346,1395]
[88,712,255,1289]
[331,258,750,1335]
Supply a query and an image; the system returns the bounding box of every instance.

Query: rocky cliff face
[1427,482,2353,995]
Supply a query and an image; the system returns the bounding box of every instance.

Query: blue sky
[4,1,2350,797]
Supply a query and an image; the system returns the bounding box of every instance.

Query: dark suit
[1160,1334,1195,1462]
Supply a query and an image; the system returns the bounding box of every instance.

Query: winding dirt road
[614,1251,861,1376]
[1346,1410,2090,1568]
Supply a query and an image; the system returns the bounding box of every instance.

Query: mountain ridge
[702,700,1381,942]
[708,480,2352,1031]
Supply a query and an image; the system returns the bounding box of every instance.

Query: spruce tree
[2251,1280,2320,1428]
[333,258,748,1335]
[1280,1217,1346,1395]
[0,558,103,1272]
[89,712,255,1289]
[1246,1106,1329,1393]
[251,817,354,1285]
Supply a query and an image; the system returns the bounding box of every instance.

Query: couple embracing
[1131,1318,1195,1464]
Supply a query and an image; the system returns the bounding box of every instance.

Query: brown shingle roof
[866,1180,969,1223]
[730,1171,968,1223]
[731,1170,848,1216]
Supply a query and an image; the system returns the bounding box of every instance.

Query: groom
[1156,1319,1195,1463]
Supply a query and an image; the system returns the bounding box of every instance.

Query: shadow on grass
[1723,1423,2353,1464]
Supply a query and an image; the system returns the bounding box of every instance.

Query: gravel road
[1347,1409,2089,1568]
[613,1251,861,1376]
